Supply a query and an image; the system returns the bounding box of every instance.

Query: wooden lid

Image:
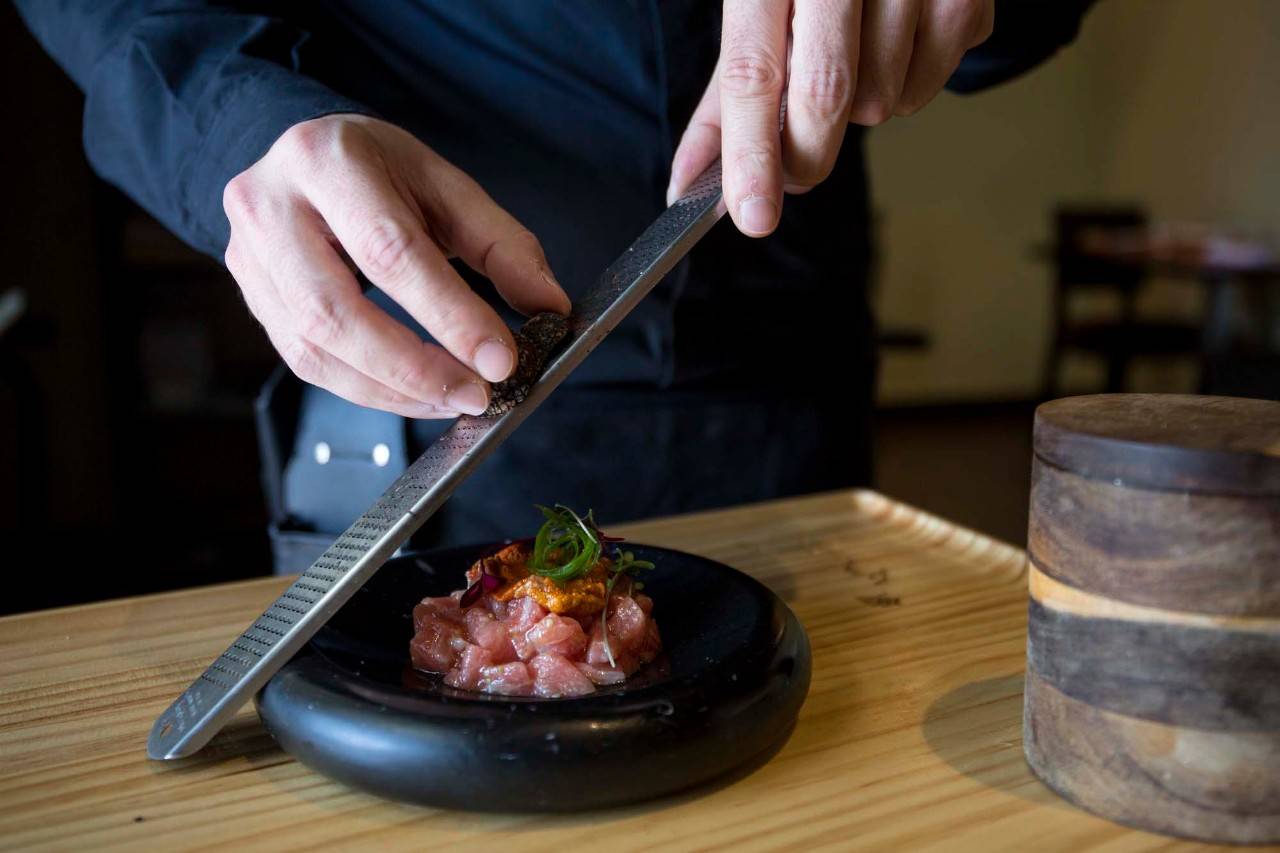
[1034,394,1280,496]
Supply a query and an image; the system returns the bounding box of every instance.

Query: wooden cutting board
[0,490,1264,851]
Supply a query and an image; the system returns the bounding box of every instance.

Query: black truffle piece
[483,312,570,416]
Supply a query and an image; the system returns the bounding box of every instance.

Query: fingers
[682,0,992,226]
[225,170,493,416]
[896,0,994,117]
[294,123,520,386]
[784,0,860,188]
[225,115,581,420]
[225,236,462,419]
[718,0,790,237]
[411,155,572,318]
[668,79,722,205]
[849,0,921,125]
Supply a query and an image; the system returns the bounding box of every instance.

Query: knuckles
[720,47,785,99]
[280,337,326,385]
[387,354,434,399]
[275,115,371,177]
[731,143,778,173]
[794,66,853,122]
[277,117,334,169]
[222,173,257,224]
[293,289,347,347]
[223,240,243,276]
[354,219,416,282]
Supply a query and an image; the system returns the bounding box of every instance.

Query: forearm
[13,0,373,257]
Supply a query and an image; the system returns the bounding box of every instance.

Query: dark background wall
[2,5,277,614]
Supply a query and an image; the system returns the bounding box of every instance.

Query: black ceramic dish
[256,543,810,811]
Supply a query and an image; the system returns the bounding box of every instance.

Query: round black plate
[256,543,811,811]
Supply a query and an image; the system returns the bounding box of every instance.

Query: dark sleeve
[947,0,1098,94]
[13,1,375,257]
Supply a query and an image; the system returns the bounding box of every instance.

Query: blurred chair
[1042,206,1202,398]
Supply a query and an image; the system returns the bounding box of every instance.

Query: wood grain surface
[1025,669,1280,843]
[1,490,1270,852]
[1032,394,1280,496]
[1029,462,1280,616]
[1026,599,1280,731]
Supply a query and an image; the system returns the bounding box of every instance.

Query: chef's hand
[669,0,994,236]
[223,114,571,418]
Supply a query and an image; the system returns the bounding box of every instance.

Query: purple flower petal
[459,579,485,609]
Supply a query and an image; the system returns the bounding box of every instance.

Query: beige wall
[869,0,1280,405]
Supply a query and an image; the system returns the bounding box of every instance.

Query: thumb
[668,78,723,205]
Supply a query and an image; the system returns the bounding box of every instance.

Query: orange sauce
[466,542,612,618]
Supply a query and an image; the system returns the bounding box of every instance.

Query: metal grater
[147,162,725,760]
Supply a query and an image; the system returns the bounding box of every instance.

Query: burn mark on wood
[1027,600,1280,731]
[1024,668,1280,843]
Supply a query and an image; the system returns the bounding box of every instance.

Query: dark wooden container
[1023,393,1280,844]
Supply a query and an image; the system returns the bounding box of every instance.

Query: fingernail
[474,339,514,382]
[666,182,678,206]
[409,403,460,419]
[738,196,777,236]
[445,381,489,416]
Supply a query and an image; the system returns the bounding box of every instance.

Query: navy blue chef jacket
[17,1,1093,572]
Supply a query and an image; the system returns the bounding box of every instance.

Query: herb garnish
[600,549,655,667]
[528,504,605,583]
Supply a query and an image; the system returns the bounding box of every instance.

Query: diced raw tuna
[506,596,549,661]
[526,613,588,658]
[464,606,494,636]
[410,619,467,672]
[411,581,659,697]
[506,596,548,630]
[585,617,609,665]
[478,662,534,696]
[413,596,464,632]
[606,595,648,649]
[443,643,495,691]
[575,661,628,686]
[529,653,596,698]
[486,594,509,619]
[464,608,519,663]
[585,618,641,674]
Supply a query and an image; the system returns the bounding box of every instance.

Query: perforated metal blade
[147,162,725,760]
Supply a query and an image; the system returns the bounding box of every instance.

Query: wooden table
[0,491,1263,851]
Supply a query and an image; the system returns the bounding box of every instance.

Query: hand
[223,114,571,418]
[668,0,994,236]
